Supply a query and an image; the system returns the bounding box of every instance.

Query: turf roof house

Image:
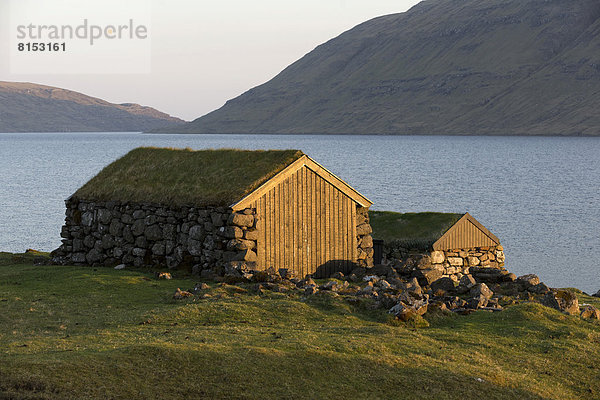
[54,147,374,277]
[370,212,505,284]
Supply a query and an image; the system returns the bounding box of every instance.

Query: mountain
[0,82,184,132]
[165,0,600,136]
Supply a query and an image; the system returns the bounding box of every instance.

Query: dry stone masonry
[52,198,374,276]
[53,198,263,276]
[381,243,506,286]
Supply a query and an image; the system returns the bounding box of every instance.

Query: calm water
[0,133,598,292]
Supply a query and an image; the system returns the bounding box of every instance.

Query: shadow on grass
[1,344,549,400]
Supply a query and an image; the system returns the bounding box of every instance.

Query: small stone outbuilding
[53,147,374,277]
[370,211,505,283]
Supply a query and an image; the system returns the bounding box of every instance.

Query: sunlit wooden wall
[251,165,358,277]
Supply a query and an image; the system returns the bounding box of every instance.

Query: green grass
[1,253,600,399]
[369,211,463,249]
[73,147,304,207]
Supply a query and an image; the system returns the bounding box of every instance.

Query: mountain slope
[0,82,184,132]
[167,0,600,135]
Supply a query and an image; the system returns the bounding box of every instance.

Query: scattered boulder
[331,271,345,280]
[376,279,393,290]
[114,264,126,270]
[359,281,375,295]
[156,272,172,280]
[403,277,423,295]
[459,274,477,289]
[580,305,600,320]
[173,288,193,299]
[527,282,550,294]
[321,281,339,291]
[541,290,579,315]
[517,274,540,288]
[470,283,493,300]
[467,294,488,309]
[431,277,456,294]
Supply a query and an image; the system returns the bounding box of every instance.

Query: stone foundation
[52,199,258,275]
[356,207,374,268]
[53,198,374,276]
[381,242,506,286]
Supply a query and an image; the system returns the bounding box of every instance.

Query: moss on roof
[73,147,304,207]
[369,211,464,250]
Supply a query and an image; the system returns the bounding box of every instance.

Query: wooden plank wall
[433,219,498,250]
[252,166,357,277]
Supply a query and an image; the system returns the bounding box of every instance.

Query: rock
[305,286,318,295]
[244,230,259,241]
[331,271,345,280]
[173,288,193,299]
[219,226,243,239]
[359,235,373,248]
[467,256,480,267]
[156,272,172,280]
[459,274,477,289]
[86,249,103,263]
[447,257,464,266]
[321,281,339,291]
[359,281,375,295]
[527,282,550,294]
[363,275,380,283]
[542,290,579,315]
[195,282,210,291]
[350,267,367,278]
[189,225,204,241]
[593,290,600,298]
[376,280,392,290]
[81,211,94,227]
[517,274,540,288]
[389,303,417,322]
[428,301,450,313]
[414,268,443,286]
[151,242,166,256]
[131,219,146,236]
[114,264,126,270]
[431,277,456,293]
[470,283,493,300]
[503,273,517,282]
[430,251,445,264]
[468,294,488,309]
[580,305,600,320]
[356,223,373,236]
[109,220,123,236]
[144,225,163,241]
[495,250,506,263]
[404,277,423,295]
[229,213,254,228]
[227,239,255,251]
[132,248,146,257]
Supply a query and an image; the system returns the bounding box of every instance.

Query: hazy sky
[0,0,421,120]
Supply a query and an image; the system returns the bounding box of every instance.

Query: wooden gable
[231,155,372,211]
[432,213,500,251]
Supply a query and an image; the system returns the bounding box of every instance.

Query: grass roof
[73,147,304,207]
[369,211,464,250]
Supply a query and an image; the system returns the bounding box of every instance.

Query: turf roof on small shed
[73,147,304,207]
[369,211,464,250]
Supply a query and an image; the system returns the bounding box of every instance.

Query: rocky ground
[167,263,600,324]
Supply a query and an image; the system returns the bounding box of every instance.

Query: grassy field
[1,253,600,399]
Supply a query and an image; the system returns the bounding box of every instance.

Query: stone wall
[52,199,257,275]
[53,199,374,275]
[381,243,506,286]
[356,207,374,268]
